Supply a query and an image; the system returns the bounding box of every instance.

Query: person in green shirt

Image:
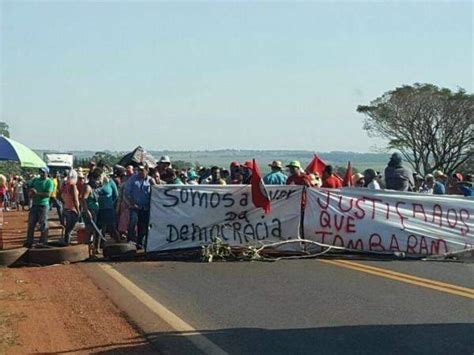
[24,167,54,248]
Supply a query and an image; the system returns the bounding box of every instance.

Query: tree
[92,151,120,167]
[0,122,10,137]
[357,84,473,175]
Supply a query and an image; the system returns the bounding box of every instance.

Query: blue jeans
[63,209,79,244]
[127,208,150,247]
[26,205,49,246]
[50,197,63,222]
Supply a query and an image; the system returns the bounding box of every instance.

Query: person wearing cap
[124,164,156,248]
[322,165,342,188]
[447,173,463,195]
[286,161,313,187]
[263,161,287,185]
[61,169,80,244]
[24,167,54,248]
[187,170,199,185]
[241,161,253,184]
[363,169,381,190]
[228,162,241,184]
[384,152,414,191]
[157,156,172,175]
[432,170,446,195]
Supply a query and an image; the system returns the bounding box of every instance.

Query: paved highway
[84,258,474,354]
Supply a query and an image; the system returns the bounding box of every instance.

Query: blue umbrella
[0,136,46,168]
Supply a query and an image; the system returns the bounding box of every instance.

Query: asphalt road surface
[84,258,474,355]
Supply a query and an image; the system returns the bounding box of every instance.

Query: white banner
[147,185,303,252]
[304,188,474,256]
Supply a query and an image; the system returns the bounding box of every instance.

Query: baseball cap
[39,167,49,174]
[187,170,199,180]
[286,161,301,169]
[241,160,254,169]
[433,170,446,179]
[230,161,240,168]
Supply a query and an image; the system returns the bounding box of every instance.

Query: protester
[124,164,156,248]
[241,161,253,184]
[432,170,446,195]
[457,174,473,198]
[263,161,287,185]
[228,162,241,184]
[81,168,103,251]
[413,173,424,192]
[420,174,434,194]
[309,173,322,188]
[0,174,6,211]
[95,170,120,242]
[384,152,414,191]
[61,169,80,244]
[447,173,463,195]
[161,168,184,185]
[351,173,365,187]
[286,161,313,186]
[363,169,381,190]
[50,171,63,222]
[24,167,54,248]
[77,172,85,196]
[157,156,172,175]
[117,170,131,238]
[179,171,188,184]
[322,165,342,188]
[208,166,226,185]
[230,170,243,184]
[14,177,25,210]
[221,169,230,183]
[187,170,199,185]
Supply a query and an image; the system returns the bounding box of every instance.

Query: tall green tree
[357,83,473,175]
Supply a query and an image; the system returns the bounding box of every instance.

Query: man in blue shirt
[263,161,287,185]
[124,165,155,249]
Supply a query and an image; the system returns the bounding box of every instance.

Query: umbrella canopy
[117,146,157,168]
[0,136,46,168]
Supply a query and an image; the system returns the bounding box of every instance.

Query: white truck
[44,153,74,174]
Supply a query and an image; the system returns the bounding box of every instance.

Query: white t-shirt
[367,180,381,190]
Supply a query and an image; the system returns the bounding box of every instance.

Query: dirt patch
[0,265,156,354]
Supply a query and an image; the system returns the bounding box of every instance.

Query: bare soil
[0,264,156,354]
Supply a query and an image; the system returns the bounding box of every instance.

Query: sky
[1,0,472,153]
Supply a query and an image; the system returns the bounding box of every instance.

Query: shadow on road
[78,322,474,354]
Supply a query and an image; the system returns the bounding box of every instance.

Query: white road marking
[98,263,228,355]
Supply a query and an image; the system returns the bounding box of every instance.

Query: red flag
[342,161,352,187]
[250,159,271,214]
[305,154,327,176]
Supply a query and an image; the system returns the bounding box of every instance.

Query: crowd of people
[0,152,472,250]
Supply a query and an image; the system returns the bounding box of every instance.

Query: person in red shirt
[322,165,342,188]
[286,161,313,187]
